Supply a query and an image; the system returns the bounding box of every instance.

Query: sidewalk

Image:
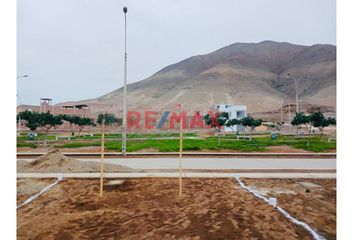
[17,172,336,179]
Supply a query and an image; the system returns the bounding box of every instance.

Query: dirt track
[17,178,336,240]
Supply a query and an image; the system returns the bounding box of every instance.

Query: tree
[97,113,119,126]
[240,116,262,138]
[203,112,229,145]
[291,112,305,136]
[17,110,41,132]
[203,113,213,127]
[311,112,336,141]
[225,118,241,135]
[38,112,63,146]
[59,114,76,136]
[327,117,336,126]
[19,111,64,145]
[60,115,95,135]
[291,112,312,146]
[76,117,96,134]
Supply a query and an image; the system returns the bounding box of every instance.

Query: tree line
[203,112,262,136]
[17,111,121,144]
[291,111,336,145]
[203,111,336,146]
[203,112,263,144]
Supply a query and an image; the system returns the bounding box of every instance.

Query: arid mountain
[57,41,336,117]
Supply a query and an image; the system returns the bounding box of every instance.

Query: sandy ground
[265,146,310,153]
[243,178,336,240]
[17,150,133,173]
[17,178,335,240]
[17,178,55,204]
[17,146,102,153]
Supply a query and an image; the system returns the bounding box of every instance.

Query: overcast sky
[17,0,336,105]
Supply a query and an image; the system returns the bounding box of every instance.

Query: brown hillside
[57,41,336,116]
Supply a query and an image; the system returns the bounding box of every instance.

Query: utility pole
[122,6,128,156]
[280,105,283,123]
[177,104,183,197]
[100,112,105,198]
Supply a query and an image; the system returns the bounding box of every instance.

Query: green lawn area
[17,132,197,141]
[50,135,336,152]
[17,134,56,141]
[83,132,197,139]
[16,142,37,148]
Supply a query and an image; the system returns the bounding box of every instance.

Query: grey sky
[17,0,336,105]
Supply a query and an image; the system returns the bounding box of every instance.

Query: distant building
[214,103,247,132]
[40,98,53,113]
[61,104,90,117]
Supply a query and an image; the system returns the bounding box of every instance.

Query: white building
[214,103,247,132]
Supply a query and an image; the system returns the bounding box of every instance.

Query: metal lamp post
[286,73,310,113]
[286,73,309,135]
[121,7,128,156]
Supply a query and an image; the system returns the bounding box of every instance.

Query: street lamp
[17,74,28,79]
[286,73,310,113]
[286,73,309,135]
[121,6,128,156]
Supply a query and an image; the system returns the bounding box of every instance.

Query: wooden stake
[100,114,105,198]
[179,105,183,197]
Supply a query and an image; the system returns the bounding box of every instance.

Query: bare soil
[61,146,102,153]
[17,146,52,152]
[265,146,310,153]
[243,178,336,240]
[17,178,335,240]
[17,149,133,173]
[17,178,55,205]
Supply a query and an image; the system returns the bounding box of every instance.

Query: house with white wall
[214,103,247,132]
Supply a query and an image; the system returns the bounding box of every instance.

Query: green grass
[282,136,336,152]
[57,141,102,148]
[80,132,196,139]
[17,134,57,141]
[17,142,37,148]
[18,132,197,141]
[18,133,336,153]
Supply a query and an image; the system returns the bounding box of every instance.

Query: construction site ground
[17,178,336,240]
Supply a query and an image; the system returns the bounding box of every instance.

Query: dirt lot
[243,178,336,240]
[17,149,133,173]
[17,178,335,240]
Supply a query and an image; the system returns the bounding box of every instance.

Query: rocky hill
[57,41,336,117]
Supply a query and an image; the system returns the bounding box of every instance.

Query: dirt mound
[19,149,133,173]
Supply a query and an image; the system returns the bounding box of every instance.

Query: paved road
[82,157,335,170]
[16,172,336,179]
[18,157,336,170]
[17,152,336,157]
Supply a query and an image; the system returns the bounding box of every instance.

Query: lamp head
[123,7,127,13]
